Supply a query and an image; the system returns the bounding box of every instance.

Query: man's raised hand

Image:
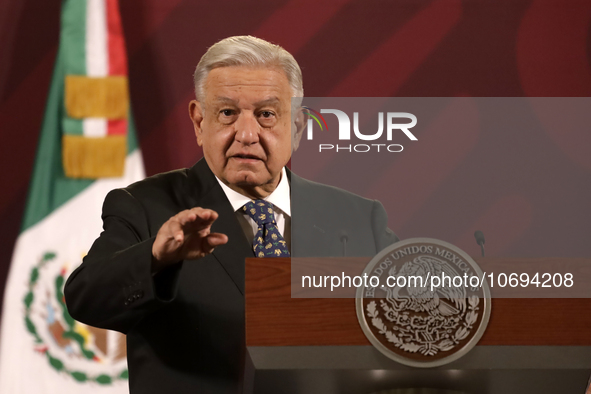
[151,208,228,273]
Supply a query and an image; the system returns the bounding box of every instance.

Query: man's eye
[220,109,235,116]
[259,111,275,118]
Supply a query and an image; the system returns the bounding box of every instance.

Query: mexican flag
[0,0,143,392]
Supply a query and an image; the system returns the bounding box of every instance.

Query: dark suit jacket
[64,158,398,394]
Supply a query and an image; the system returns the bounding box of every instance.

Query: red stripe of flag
[106,0,128,136]
[107,119,127,135]
[106,0,127,76]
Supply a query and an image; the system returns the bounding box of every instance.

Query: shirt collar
[215,167,291,216]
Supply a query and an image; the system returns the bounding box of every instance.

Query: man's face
[189,66,302,198]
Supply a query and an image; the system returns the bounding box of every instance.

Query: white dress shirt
[215,168,291,252]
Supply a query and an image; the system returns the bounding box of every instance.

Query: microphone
[474,230,485,257]
[339,230,349,257]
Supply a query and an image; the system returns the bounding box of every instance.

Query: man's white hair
[193,35,304,101]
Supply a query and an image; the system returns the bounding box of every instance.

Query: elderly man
[65,36,398,393]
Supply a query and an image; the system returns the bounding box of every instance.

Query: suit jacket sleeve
[64,188,182,334]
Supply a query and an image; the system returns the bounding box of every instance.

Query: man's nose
[234,113,260,145]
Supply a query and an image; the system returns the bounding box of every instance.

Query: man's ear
[291,107,306,152]
[189,100,204,146]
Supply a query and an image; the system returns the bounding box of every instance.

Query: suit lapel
[287,170,331,256]
[187,160,253,295]
[185,162,328,292]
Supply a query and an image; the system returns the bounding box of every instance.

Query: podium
[245,258,591,394]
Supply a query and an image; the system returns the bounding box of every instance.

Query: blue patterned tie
[242,200,290,257]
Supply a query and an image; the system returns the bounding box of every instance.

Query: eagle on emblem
[384,255,467,319]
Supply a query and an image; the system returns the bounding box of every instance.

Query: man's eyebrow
[212,97,237,105]
[254,97,281,107]
[211,96,282,107]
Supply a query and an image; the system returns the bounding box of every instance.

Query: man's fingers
[167,208,221,243]
[175,208,218,230]
[174,231,183,243]
[182,210,219,236]
[169,209,223,248]
[198,233,228,256]
[177,211,196,226]
[205,233,228,247]
[153,208,225,265]
[176,208,206,226]
[167,220,184,243]
[190,208,218,225]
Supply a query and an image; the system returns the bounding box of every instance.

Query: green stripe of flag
[61,0,86,76]
[62,118,84,135]
[21,48,92,231]
[21,48,140,232]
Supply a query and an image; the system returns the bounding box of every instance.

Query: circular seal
[24,251,128,384]
[356,238,491,368]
